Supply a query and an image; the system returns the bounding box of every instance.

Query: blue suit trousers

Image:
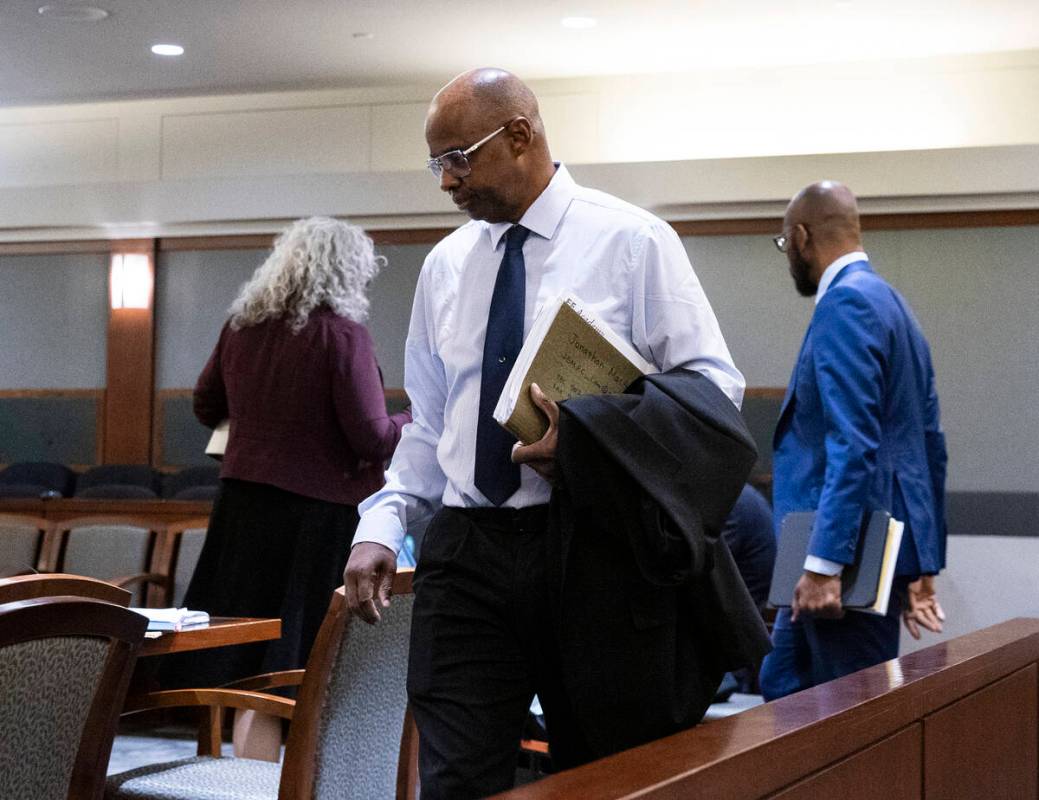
[759,577,908,701]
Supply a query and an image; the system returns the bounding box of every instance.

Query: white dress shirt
[803,250,869,577]
[354,165,745,555]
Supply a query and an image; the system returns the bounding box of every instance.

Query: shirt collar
[815,251,869,304]
[487,163,576,250]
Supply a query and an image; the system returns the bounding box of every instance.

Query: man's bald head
[781,181,865,296]
[425,68,555,223]
[429,68,545,140]
[785,181,862,248]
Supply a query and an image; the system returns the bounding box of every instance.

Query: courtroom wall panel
[0,390,101,466]
[154,248,268,389]
[684,226,1039,498]
[153,242,430,392]
[367,243,428,388]
[0,253,108,389]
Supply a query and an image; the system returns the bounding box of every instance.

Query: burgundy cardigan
[194,308,411,506]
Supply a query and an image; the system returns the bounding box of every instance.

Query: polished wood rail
[495,618,1039,800]
[0,497,211,523]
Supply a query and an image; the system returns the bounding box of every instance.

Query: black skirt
[161,478,358,688]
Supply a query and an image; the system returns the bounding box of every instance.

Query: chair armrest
[220,669,305,692]
[122,688,296,720]
[111,572,170,591]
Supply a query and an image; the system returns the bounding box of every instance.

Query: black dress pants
[408,506,592,800]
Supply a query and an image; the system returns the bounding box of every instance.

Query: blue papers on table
[131,607,211,631]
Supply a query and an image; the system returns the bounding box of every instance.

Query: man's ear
[506,117,535,155]
[791,223,809,252]
[792,222,815,261]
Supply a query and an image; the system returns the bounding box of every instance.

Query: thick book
[768,510,904,616]
[492,294,656,445]
[204,419,229,461]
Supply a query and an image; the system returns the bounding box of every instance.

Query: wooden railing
[496,618,1039,800]
[0,497,211,524]
[1,499,212,606]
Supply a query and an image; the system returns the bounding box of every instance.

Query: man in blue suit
[760,181,948,700]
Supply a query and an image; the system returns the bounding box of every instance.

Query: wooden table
[139,616,281,657]
[126,616,285,757]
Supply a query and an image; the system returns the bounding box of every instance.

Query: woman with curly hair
[169,217,411,716]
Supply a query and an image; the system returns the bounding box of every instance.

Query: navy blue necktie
[475,224,529,505]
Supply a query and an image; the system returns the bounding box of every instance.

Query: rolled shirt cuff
[353,503,406,556]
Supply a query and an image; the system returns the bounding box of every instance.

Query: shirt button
[499,357,507,363]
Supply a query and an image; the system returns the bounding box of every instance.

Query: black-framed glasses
[426,123,509,180]
[772,233,790,253]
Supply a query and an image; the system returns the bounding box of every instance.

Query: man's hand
[511,383,559,483]
[343,542,397,624]
[792,571,845,621]
[903,575,945,640]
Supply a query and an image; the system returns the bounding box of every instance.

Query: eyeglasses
[772,233,790,253]
[426,124,508,180]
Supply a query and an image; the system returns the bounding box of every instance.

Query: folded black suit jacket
[550,369,772,758]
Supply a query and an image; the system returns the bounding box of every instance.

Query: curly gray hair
[229,216,384,332]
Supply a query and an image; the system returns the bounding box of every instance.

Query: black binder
[768,510,903,615]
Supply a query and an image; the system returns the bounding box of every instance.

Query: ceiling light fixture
[352,32,375,40]
[151,43,185,56]
[37,4,110,21]
[561,16,597,30]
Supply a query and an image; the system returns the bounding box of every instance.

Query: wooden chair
[0,572,132,606]
[149,517,210,608]
[108,570,418,800]
[46,515,169,606]
[0,595,147,800]
[0,513,50,576]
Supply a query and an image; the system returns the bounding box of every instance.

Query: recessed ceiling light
[37,4,110,21]
[561,16,597,30]
[151,43,185,56]
[352,32,375,40]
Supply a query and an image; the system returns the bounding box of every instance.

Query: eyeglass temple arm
[462,125,507,155]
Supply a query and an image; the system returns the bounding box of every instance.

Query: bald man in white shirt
[344,68,744,799]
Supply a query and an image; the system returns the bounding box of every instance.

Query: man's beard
[790,250,817,297]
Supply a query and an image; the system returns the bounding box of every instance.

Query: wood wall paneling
[149,209,1039,258]
[0,240,114,256]
[670,209,1039,237]
[155,227,455,252]
[768,725,922,800]
[0,208,1037,258]
[923,663,1038,800]
[103,240,156,464]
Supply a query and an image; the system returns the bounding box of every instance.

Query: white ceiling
[2,0,1038,106]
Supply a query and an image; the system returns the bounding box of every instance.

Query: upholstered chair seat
[106,572,417,800]
[105,756,281,800]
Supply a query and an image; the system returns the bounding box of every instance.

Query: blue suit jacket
[772,260,947,577]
